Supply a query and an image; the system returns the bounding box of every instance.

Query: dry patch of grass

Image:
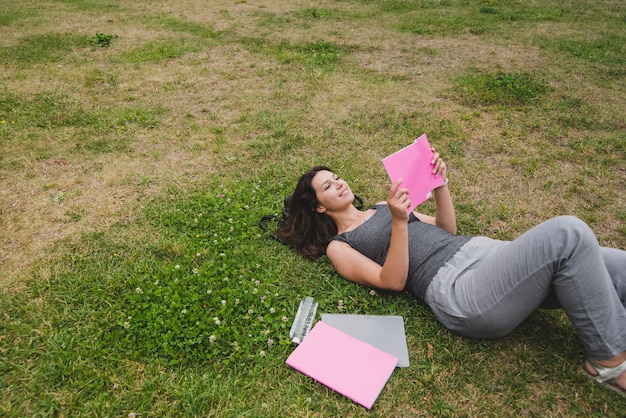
[3,0,625,282]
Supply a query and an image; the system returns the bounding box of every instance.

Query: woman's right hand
[387,179,411,222]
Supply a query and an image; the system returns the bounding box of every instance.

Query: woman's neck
[332,206,368,234]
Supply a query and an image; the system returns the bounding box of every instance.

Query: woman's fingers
[387,179,411,218]
[399,194,411,209]
[389,178,402,192]
[388,178,405,199]
[431,150,440,165]
[434,159,447,177]
[431,148,447,178]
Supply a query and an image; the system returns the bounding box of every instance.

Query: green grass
[0,33,92,65]
[1,0,625,416]
[119,39,204,63]
[2,176,600,416]
[90,32,119,48]
[240,38,352,68]
[538,33,626,67]
[454,70,549,107]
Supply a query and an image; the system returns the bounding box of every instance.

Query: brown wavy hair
[275,166,338,260]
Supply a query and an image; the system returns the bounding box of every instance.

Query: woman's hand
[431,148,447,180]
[387,179,411,222]
[413,147,457,234]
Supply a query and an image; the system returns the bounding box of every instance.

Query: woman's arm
[415,184,456,234]
[326,179,410,291]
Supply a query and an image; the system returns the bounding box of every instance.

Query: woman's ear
[316,205,327,214]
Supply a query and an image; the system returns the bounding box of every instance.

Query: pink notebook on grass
[382,133,446,213]
[285,321,398,409]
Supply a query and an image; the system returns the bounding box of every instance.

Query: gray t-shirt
[331,204,471,302]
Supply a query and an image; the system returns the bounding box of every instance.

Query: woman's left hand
[431,148,447,179]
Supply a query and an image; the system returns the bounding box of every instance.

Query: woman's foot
[583,354,626,397]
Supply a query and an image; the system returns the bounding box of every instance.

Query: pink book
[382,133,446,212]
[285,321,398,409]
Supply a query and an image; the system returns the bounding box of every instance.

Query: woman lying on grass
[276,149,626,398]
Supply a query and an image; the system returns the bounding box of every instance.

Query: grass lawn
[1,0,625,416]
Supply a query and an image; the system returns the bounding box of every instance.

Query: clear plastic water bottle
[289,296,318,344]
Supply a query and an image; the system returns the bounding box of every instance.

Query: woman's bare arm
[414,183,456,234]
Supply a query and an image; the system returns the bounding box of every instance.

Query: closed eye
[323,174,339,190]
[322,174,339,190]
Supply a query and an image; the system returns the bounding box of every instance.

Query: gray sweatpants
[426,216,626,360]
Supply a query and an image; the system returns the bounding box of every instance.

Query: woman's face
[311,170,355,213]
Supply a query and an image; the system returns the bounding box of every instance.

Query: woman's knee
[550,215,590,232]
[545,216,598,251]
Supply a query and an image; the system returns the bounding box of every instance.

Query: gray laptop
[321,314,410,367]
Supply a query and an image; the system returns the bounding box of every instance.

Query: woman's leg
[582,246,626,393]
[436,216,626,360]
[538,246,626,309]
[600,247,626,307]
